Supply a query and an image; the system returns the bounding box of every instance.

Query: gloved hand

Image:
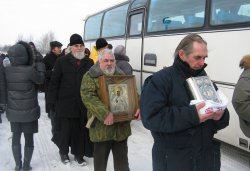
[48,103,55,112]
[0,104,6,113]
[34,62,46,72]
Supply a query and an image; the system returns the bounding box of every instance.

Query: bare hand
[196,102,225,123]
[212,109,224,121]
[134,109,141,120]
[104,112,114,125]
[196,102,214,123]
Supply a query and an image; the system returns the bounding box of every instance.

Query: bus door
[126,9,145,92]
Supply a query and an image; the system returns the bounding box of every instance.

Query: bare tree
[1,31,56,55]
[15,34,34,43]
[1,45,11,53]
[36,31,55,54]
[27,35,34,43]
[16,34,24,43]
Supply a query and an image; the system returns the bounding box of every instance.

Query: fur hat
[114,45,126,56]
[96,38,108,50]
[239,54,250,69]
[50,41,62,49]
[69,34,84,46]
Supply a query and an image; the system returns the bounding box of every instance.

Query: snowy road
[0,93,249,171]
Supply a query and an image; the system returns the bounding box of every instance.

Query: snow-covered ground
[0,93,249,171]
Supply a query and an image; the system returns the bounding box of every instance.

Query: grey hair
[174,34,207,58]
[65,46,71,54]
[98,48,115,61]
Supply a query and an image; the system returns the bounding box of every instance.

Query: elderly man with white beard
[48,34,94,165]
[80,49,140,171]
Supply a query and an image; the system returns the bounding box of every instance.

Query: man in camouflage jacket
[80,49,140,171]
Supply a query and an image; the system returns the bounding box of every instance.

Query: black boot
[59,152,70,164]
[12,145,22,171]
[23,146,34,171]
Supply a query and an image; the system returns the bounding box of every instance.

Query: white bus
[83,0,250,152]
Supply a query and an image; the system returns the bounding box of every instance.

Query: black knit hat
[50,41,62,49]
[96,38,108,50]
[70,34,84,46]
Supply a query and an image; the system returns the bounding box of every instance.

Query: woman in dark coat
[3,41,45,171]
[0,54,6,123]
[48,34,94,166]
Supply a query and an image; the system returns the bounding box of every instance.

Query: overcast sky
[0,0,125,47]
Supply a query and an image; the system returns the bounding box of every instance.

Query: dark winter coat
[232,55,250,138]
[115,54,133,75]
[3,41,45,123]
[43,52,61,113]
[140,56,229,171]
[48,54,94,119]
[0,56,6,105]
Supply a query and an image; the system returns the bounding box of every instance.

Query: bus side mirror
[163,17,171,25]
[163,17,171,29]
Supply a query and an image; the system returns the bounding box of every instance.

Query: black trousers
[49,110,56,135]
[55,118,87,156]
[12,132,34,147]
[152,140,221,171]
[93,139,130,171]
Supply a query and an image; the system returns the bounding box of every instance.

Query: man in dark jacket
[48,34,94,166]
[43,41,62,117]
[2,41,45,171]
[42,41,62,136]
[140,34,229,171]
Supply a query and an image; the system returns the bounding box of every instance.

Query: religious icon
[98,75,139,122]
[108,84,129,113]
[186,76,221,103]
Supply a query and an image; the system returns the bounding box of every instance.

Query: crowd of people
[0,33,137,171]
[1,33,249,171]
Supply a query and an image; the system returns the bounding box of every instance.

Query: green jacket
[80,63,131,142]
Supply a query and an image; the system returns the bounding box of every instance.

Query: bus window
[84,13,103,40]
[147,0,205,33]
[210,0,250,25]
[102,4,129,38]
[129,13,143,36]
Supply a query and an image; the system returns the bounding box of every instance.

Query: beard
[72,50,85,60]
[102,66,115,76]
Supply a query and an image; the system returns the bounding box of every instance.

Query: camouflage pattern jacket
[80,63,131,142]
